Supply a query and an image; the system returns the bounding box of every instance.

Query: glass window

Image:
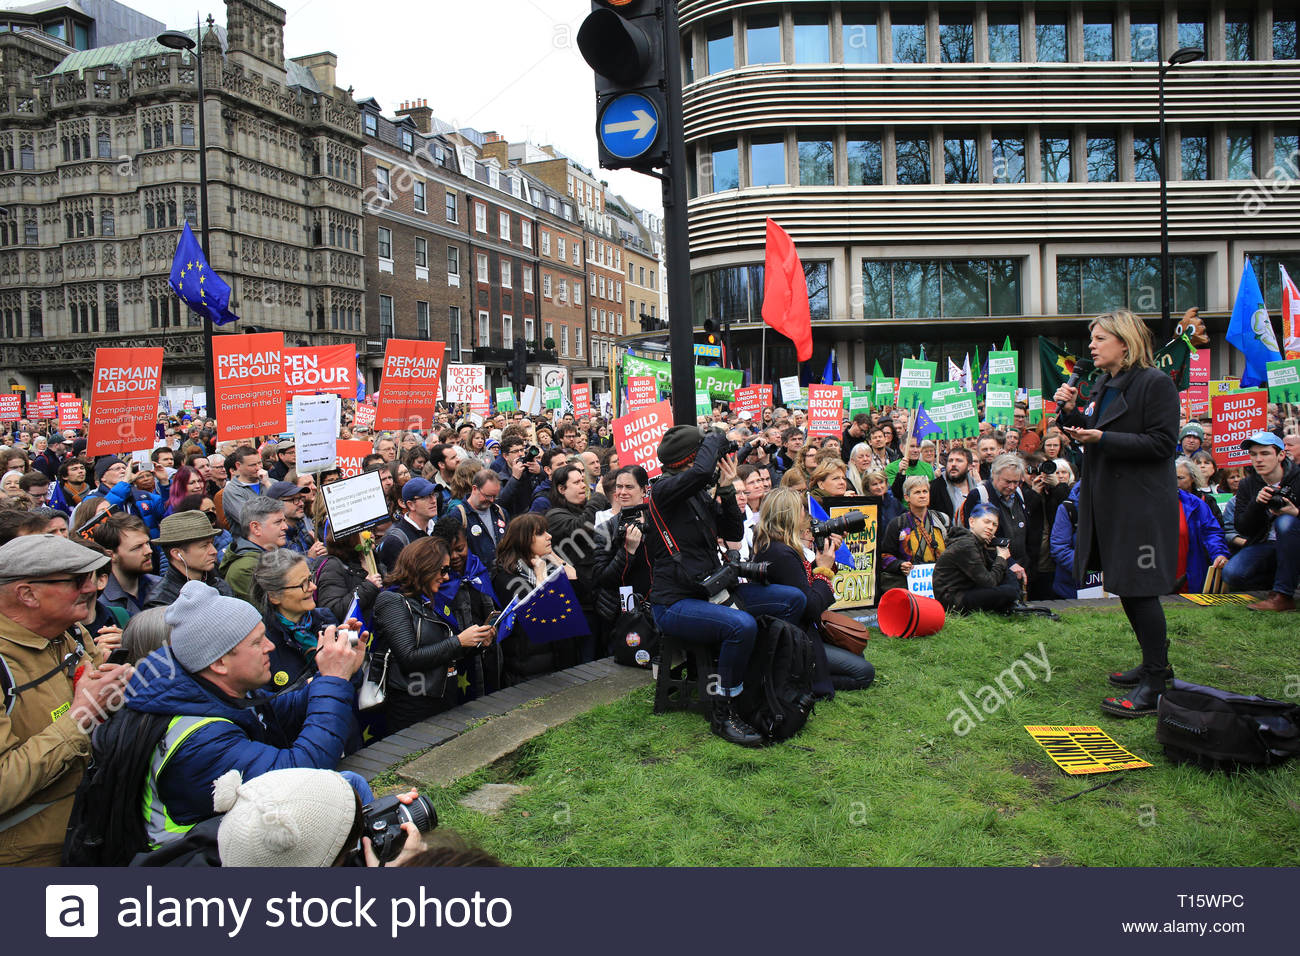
[988,12,1021,62]
[1250,253,1300,309]
[377,227,392,260]
[943,132,979,183]
[942,259,988,317]
[502,315,513,344]
[939,14,974,62]
[1274,17,1297,59]
[750,138,785,186]
[797,137,833,185]
[846,134,883,184]
[1228,129,1254,179]
[1082,257,1127,313]
[499,211,510,240]
[364,113,376,136]
[417,301,429,339]
[475,202,487,232]
[479,312,491,348]
[1057,255,1205,314]
[841,14,878,63]
[445,191,458,222]
[860,261,892,318]
[379,295,394,339]
[1087,134,1118,182]
[1181,129,1208,180]
[1035,12,1067,62]
[180,122,194,146]
[892,16,926,63]
[991,133,1025,183]
[501,261,512,288]
[447,246,459,276]
[413,181,426,212]
[893,260,941,318]
[1083,15,1114,61]
[476,253,489,282]
[745,14,781,65]
[989,259,1022,316]
[1225,15,1253,60]
[793,14,829,63]
[896,134,931,185]
[448,307,461,356]
[1177,16,1205,52]
[1133,129,1161,182]
[375,167,391,200]
[1130,14,1160,61]
[1041,135,1072,183]
[711,141,739,191]
[401,130,414,153]
[1273,128,1299,179]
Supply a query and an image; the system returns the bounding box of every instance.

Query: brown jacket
[0,615,92,866]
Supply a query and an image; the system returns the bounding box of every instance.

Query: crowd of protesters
[2,357,1297,866]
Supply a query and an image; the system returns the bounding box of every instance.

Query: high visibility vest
[142,714,232,846]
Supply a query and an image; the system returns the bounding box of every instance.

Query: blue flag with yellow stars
[499,567,590,644]
[912,404,942,442]
[170,222,239,326]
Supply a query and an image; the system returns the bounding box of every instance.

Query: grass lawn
[416,603,1300,866]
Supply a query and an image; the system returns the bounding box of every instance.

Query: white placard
[445,364,487,404]
[320,469,389,539]
[779,376,802,404]
[907,563,935,598]
[521,384,542,415]
[292,393,339,475]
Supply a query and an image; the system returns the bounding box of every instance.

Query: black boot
[711,697,765,747]
[1108,641,1171,687]
[1101,667,1171,718]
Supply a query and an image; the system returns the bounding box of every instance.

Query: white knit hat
[213,769,358,867]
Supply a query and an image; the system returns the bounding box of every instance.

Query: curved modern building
[664,0,1300,384]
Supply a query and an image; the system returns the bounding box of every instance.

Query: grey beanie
[164,579,264,672]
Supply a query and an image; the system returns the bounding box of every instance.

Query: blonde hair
[863,468,889,493]
[780,466,809,491]
[902,474,930,497]
[753,487,808,555]
[808,459,847,493]
[1090,309,1155,370]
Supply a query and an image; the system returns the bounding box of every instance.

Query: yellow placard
[1024,725,1152,775]
[829,503,878,610]
[1207,379,1240,399]
[1179,593,1254,606]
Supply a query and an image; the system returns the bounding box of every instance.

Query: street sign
[694,343,721,359]
[599,92,660,161]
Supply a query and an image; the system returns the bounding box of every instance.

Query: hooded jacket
[217,536,265,601]
[932,526,1009,607]
[144,564,234,609]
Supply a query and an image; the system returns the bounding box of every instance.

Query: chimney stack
[395,97,433,134]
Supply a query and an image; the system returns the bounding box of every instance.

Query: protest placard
[352,401,375,432]
[695,391,712,419]
[824,499,878,610]
[375,339,445,430]
[1266,359,1300,404]
[1027,389,1043,426]
[57,395,82,430]
[872,376,895,408]
[87,347,163,455]
[0,395,21,421]
[988,350,1018,389]
[572,383,591,418]
[495,387,517,413]
[335,439,373,479]
[897,360,936,410]
[754,384,773,409]
[907,563,935,598]
[985,386,1016,429]
[283,345,355,399]
[544,387,563,410]
[623,353,742,402]
[34,391,56,419]
[321,470,390,538]
[292,394,339,475]
[1023,726,1152,775]
[614,399,673,478]
[520,384,541,415]
[807,384,844,437]
[732,385,763,416]
[626,375,658,410]
[848,392,872,413]
[445,364,487,404]
[942,391,980,440]
[779,376,802,404]
[214,332,285,440]
[930,383,960,404]
[1212,389,1268,466]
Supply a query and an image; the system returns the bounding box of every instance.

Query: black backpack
[1156,680,1300,772]
[734,615,816,742]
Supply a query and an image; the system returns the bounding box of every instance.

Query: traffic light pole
[660,0,697,427]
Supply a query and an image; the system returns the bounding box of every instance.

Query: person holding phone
[1054,310,1179,718]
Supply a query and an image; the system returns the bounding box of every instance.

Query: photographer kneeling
[933,503,1021,614]
[645,427,807,747]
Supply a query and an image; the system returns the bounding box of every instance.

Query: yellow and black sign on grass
[1024,725,1153,775]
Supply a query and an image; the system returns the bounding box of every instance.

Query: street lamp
[157,20,215,412]
[1159,45,1204,341]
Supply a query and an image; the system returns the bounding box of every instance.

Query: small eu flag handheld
[808,494,856,569]
[912,404,942,442]
[502,568,591,644]
[170,222,239,326]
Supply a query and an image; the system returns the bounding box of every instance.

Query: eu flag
[820,349,839,385]
[808,494,856,569]
[499,568,590,644]
[912,404,942,441]
[170,222,239,326]
[974,355,990,398]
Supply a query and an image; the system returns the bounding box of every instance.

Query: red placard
[0,395,21,421]
[572,383,591,418]
[755,384,773,409]
[626,375,658,411]
[375,339,445,431]
[1212,389,1268,467]
[335,439,374,478]
[352,402,376,432]
[1190,348,1210,385]
[732,385,763,416]
[614,399,673,479]
[283,345,356,399]
[57,397,82,431]
[34,393,56,419]
[807,385,844,437]
[213,332,286,440]
[87,347,163,455]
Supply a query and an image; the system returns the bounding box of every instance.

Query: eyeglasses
[282,579,314,594]
[27,571,95,589]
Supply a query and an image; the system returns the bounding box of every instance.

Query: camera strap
[645,492,682,562]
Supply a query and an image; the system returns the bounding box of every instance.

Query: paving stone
[401,722,457,746]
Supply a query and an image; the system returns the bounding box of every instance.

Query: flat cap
[0,534,110,584]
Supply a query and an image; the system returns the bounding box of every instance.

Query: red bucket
[877,588,945,638]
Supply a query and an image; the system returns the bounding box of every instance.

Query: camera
[700,550,771,604]
[337,627,358,647]
[522,445,541,462]
[810,510,867,549]
[993,537,1010,550]
[1266,485,1297,514]
[735,440,779,465]
[357,793,437,864]
[1027,458,1057,477]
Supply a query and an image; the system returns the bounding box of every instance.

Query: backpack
[734,615,817,742]
[1156,680,1300,772]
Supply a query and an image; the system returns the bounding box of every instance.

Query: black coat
[1057,365,1178,596]
[593,512,652,624]
[370,590,467,698]
[314,555,384,624]
[933,527,1009,606]
[752,541,834,625]
[1232,458,1300,546]
[546,501,601,608]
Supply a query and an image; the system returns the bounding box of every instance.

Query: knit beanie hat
[1179,422,1205,440]
[164,579,264,672]
[213,769,357,867]
[657,425,706,471]
[93,455,120,484]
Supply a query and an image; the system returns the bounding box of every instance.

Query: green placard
[986,385,1016,429]
[1027,388,1042,426]
[835,381,854,410]
[623,353,742,401]
[544,387,563,410]
[696,390,712,418]
[1266,359,1300,404]
[897,359,937,410]
[931,383,960,404]
[872,377,896,408]
[495,387,516,412]
[942,391,979,439]
[988,350,1018,389]
[849,391,872,412]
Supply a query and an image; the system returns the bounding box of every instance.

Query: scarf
[898,511,946,564]
[62,480,87,506]
[276,612,318,658]
[434,552,499,625]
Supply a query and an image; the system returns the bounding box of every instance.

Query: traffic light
[695,319,724,367]
[577,1,667,172]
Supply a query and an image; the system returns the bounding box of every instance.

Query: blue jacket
[1050,483,1082,599]
[122,647,357,827]
[1178,489,1229,593]
[264,606,339,693]
[84,481,164,538]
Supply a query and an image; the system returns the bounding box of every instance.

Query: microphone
[1065,369,1082,390]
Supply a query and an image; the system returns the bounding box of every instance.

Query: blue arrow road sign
[599,93,659,160]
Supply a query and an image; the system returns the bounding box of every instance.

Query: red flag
[761,218,812,362]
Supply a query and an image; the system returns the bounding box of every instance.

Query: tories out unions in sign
[214,332,286,440]
[614,399,673,479]
[376,339,446,430]
[87,347,163,455]
[807,384,844,437]
[1212,389,1267,467]
[283,345,356,399]
[445,364,487,405]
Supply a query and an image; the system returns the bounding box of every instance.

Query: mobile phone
[486,611,502,628]
[106,648,130,666]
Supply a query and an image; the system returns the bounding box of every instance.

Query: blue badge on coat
[1084,401,1096,417]
[470,524,482,536]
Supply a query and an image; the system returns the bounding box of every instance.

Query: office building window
[377,227,392,260]
[1228,129,1255,179]
[944,132,979,183]
[991,133,1026,183]
[1250,253,1300,309]
[414,236,427,267]
[1041,135,1072,182]
[793,13,829,63]
[525,316,535,342]
[522,221,532,247]
[1130,13,1160,61]
[364,113,376,136]
[1083,14,1114,60]
[1273,128,1300,179]
[841,14,878,63]
[1057,255,1204,315]
[847,134,883,184]
[1036,12,1067,61]
[1133,129,1161,182]
[892,15,926,62]
[987,11,1021,62]
[576,328,583,358]
[523,269,533,293]
[896,134,932,185]
[798,136,834,185]
[860,258,1021,320]
[711,141,739,191]
[561,325,569,356]
[1274,17,1297,58]
[417,301,429,338]
[706,20,734,74]
[939,13,974,63]
[1087,134,1118,182]
[543,274,553,297]
[478,311,491,347]
[691,261,830,324]
[1177,16,1205,52]
[1225,14,1253,60]
[750,138,785,186]
[379,295,393,340]
[1181,129,1209,180]
[746,13,781,64]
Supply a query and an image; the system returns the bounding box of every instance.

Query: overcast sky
[126,0,665,213]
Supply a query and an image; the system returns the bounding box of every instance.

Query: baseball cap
[401,476,437,502]
[266,480,308,500]
[1240,431,1283,451]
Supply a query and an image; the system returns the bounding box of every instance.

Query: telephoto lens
[358,794,438,864]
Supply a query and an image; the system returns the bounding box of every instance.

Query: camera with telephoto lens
[522,445,541,462]
[1266,485,1297,514]
[1026,458,1057,477]
[735,439,779,465]
[700,550,771,603]
[810,510,867,549]
[357,793,437,864]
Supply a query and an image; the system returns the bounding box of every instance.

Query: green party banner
[988,350,1018,389]
[1266,359,1300,404]
[942,391,979,439]
[623,353,742,401]
[1027,388,1043,426]
[931,383,960,404]
[494,387,516,413]
[986,385,1016,428]
[849,391,872,413]
[897,359,937,410]
[872,377,895,408]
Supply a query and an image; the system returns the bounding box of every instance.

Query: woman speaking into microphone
[1054,309,1179,717]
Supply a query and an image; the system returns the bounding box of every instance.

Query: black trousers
[1120,595,1169,673]
[952,567,1021,613]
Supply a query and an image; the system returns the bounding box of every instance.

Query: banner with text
[376,339,446,431]
[614,399,673,479]
[572,383,591,418]
[807,384,844,437]
[732,385,764,416]
[445,364,487,405]
[87,347,163,455]
[1266,359,1300,404]
[292,394,340,475]
[57,395,82,430]
[0,395,21,421]
[214,332,286,440]
[283,345,355,399]
[335,439,375,479]
[1212,389,1268,467]
[626,375,659,411]
[897,360,936,410]
[623,353,742,401]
